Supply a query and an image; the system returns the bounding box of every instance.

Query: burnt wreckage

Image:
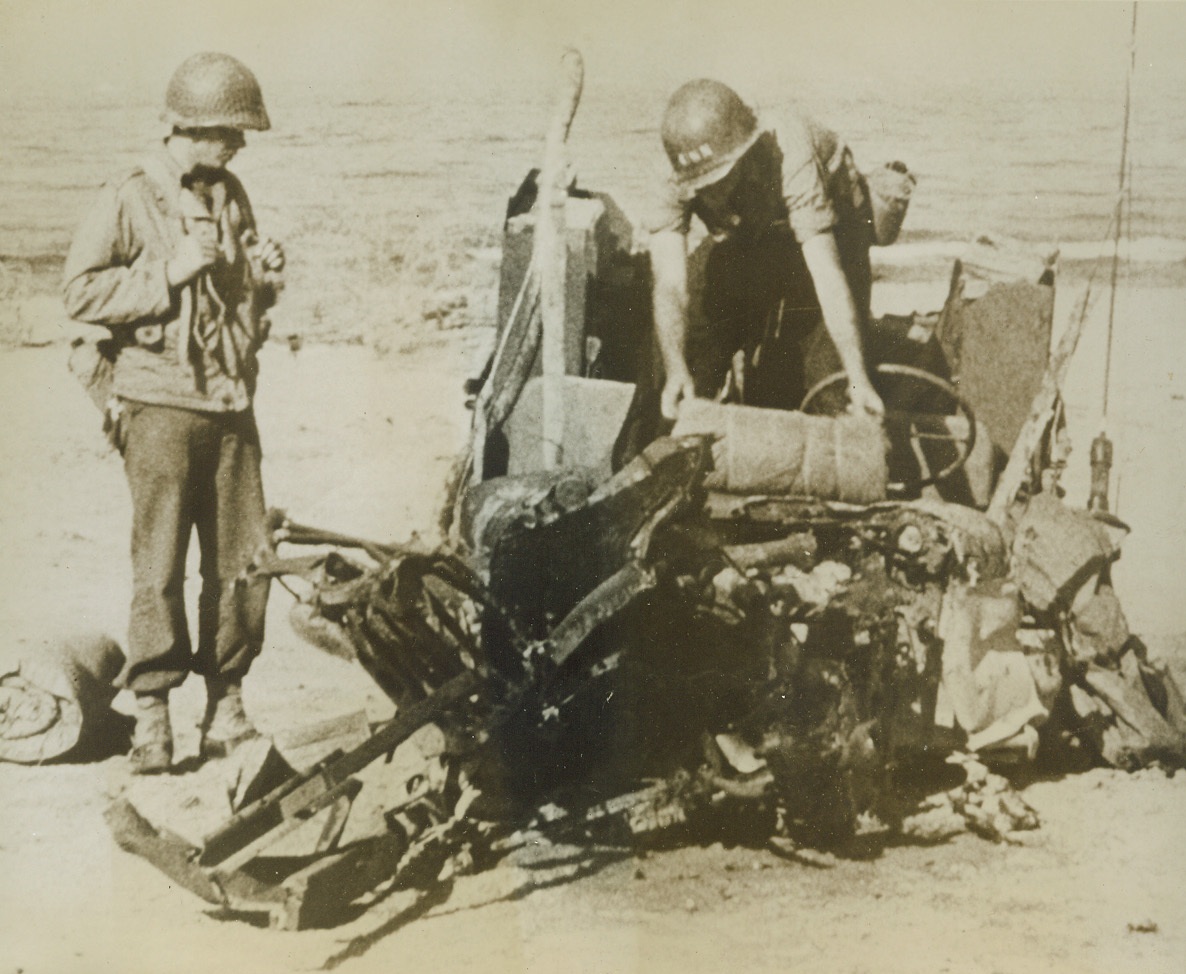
[107,71,1186,930]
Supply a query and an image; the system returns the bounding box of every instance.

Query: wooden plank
[272,834,408,931]
[313,794,354,855]
[273,710,372,774]
[104,798,223,904]
[208,777,362,875]
[536,48,584,469]
[198,669,479,868]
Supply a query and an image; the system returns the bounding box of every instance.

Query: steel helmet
[661,79,760,191]
[164,52,271,131]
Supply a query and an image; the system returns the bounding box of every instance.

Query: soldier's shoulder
[770,111,840,163]
[767,108,814,141]
[99,166,161,207]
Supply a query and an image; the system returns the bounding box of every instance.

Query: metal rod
[1091,3,1138,514]
[1103,2,1138,423]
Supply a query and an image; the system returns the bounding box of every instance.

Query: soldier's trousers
[120,402,269,695]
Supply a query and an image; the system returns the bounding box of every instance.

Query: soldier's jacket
[63,147,280,412]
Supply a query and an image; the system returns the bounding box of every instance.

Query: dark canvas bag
[68,332,119,414]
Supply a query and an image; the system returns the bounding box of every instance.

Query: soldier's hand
[259,238,285,273]
[848,379,885,419]
[167,234,218,287]
[661,372,696,421]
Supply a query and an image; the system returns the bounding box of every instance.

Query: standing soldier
[63,52,285,773]
[646,79,885,420]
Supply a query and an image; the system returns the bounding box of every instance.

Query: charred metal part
[197,671,483,871]
[109,435,1186,926]
[106,799,223,904]
[705,769,775,801]
[722,532,817,572]
[484,437,710,639]
[105,670,494,927]
[546,561,656,669]
[265,508,402,563]
[459,467,602,566]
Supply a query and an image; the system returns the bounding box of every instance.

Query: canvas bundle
[672,399,890,502]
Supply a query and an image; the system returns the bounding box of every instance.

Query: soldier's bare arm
[800,232,884,417]
[650,229,696,420]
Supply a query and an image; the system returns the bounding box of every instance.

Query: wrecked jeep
[105,85,1186,931]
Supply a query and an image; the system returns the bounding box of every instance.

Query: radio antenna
[1090,1,1139,513]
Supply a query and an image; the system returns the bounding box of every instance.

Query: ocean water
[2,72,1184,341]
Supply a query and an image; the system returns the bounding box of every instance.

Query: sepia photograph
[1,1,1184,972]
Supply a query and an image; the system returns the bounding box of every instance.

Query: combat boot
[130,692,173,775]
[200,678,260,760]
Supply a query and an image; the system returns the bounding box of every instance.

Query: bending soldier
[646,79,885,420]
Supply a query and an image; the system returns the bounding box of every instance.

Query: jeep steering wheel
[799,363,977,493]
